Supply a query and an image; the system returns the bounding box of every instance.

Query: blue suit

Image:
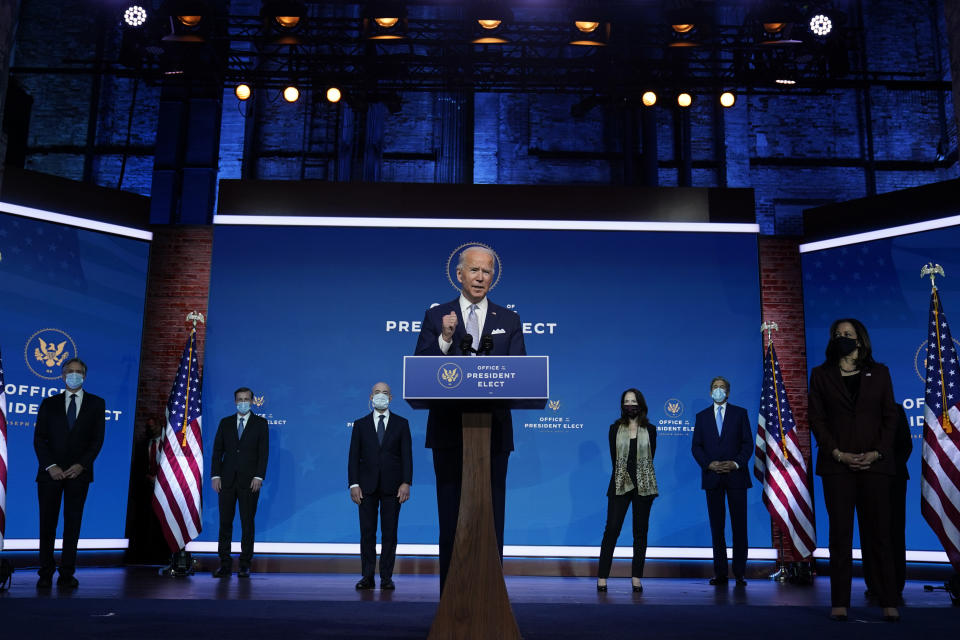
[414,296,526,590]
[691,402,753,581]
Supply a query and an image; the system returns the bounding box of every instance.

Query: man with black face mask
[691,376,754,587]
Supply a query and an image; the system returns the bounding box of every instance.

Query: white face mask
[372,392,390,411]
[711,387,727,403]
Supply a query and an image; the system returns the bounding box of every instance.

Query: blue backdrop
[0,211,150,541]
[802,223,960,553]
[201,224,766,548]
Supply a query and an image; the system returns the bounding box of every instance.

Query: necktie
[716,405,724,435]
[67,394,77,430]
[465,304,479,352]
[238,417,245,439]
[377,414,385,445]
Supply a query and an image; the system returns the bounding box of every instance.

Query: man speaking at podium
[414,245,526,591]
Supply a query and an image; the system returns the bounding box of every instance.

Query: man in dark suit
[414,245,526,591]
[691,376,754,586]
[348,382,413,590]
[33,357,105,589]
[210,387,269,578]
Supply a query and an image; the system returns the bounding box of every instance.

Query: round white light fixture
[283,86,300,103]
[720,92,736,108]
[810,14,832,37]
[235,84,251,101]
[326,87,342,103]
[677,93,692,108]
[124,5,148,27]
[641,91,657,107]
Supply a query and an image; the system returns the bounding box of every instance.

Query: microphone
[460,334,476,355]
[478,334,494,355]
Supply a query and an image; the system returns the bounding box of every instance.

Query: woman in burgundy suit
[808,318,900,622]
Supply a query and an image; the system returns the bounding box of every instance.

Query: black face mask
[622,405,641,418]
[831,336,859,357]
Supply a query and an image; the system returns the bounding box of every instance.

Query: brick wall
[758,236,812,561]
[133,227,214,432]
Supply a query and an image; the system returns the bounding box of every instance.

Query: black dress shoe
[596,583,607,592]
[735,577,747,586]
[238,565,251,578]
[56,575,79,589]
[36,576,53,589]
[709,577,729,586]
[212,565,231,578]
[632,583,643,593]
[380,578,395,590]
[829,613,848,622]
[355,577,375,590]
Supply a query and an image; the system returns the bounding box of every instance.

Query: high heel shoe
[596,582,607,592]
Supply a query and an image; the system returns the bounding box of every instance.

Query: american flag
[754,340,816,558]
[921,288,960,572]
[151,329,204,551]
[0,347,7,551]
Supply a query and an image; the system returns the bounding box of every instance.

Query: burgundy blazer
[808,362,897,476]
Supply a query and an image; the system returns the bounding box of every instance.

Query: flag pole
[921,263,951,434]
[181,312,205,447]
[760,321,789,580]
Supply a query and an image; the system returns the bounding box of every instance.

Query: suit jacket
[691,402,754,490]
[211,412,269,488]
[414,297,526,452]
[348,411,413,495]
[34,391,106,483]
[605,421,657,497]
[808,362,896,476]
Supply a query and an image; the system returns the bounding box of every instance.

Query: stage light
[641,91,657,107]
[178,14,202,27]
[719,91,736,108]
[276,15,299,28]
[478,19,501,29]
[235,84,251,101]
[283,86,300,102]
[762,22,785,34]
[677,93,692,108]
[809,14,832,36]
[124,5,147,27]
[363,1,407,40]
[672,23,694,33]
[575,21,599,33]
[326,87,342,103]
[775,77,796,85]
[471,2,512,44]
[569,9,609,46]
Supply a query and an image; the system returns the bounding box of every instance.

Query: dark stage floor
[0,568,955,638]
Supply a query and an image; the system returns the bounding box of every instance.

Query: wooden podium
[403,356,549,640]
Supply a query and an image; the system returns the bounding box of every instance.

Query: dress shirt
[713,401,739,469]
[438,295,489,353]
[212,411,262,482]
[45,388,86,470]
[350,409,391,489]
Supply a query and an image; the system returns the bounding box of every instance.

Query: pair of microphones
[460,334,493,356]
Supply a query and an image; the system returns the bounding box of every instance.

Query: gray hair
[710,376,730,393]
[456,245,496,271]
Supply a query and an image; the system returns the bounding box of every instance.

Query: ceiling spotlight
[575,21,599,33]
[275,15,300,29]
[374,17,399,28]
[672,23,694,33]
[283,86,300,103]
[810,14,832,36]
[641,91,657,107]
[177,14,202,27]
[677,93,692,108]
[478,19,502,29]
[719,91,736,108]
[326,87,342,103]
[235,84,251,101]
[762,22,785,34]
[124,5,148,27]
[775,78,797,85]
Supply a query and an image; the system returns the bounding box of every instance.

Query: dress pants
[597,490,654,579]
[37,478,90,578]
[218,482,260,566]
[705,487,748,579]
[358,488,401,580]
[822,472,896,608]
[433,447,509,592]
[862,474,908,597]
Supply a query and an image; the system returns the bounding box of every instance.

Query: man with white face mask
[691,376,754,587]
[348,382,412,590]
[211,387,269,578]
[33,358,105,589]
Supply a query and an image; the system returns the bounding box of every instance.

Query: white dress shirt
[439,295,489,353]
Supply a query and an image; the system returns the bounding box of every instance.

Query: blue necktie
[238,417,245,439]
[716,405,724,436]
[377,414,385,445]
[465,304,479,352]
[67,394,77,430]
